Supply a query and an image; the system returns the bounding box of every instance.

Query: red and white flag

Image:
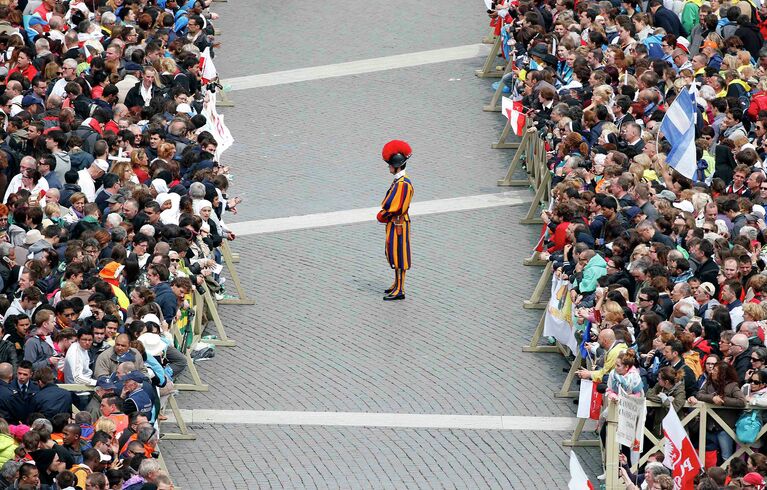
[199,47,218,85]
[662,407,701,490]
[502,96,526,136]
[576,379,603,420]
[568,451,595,490]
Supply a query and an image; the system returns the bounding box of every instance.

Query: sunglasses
[752,357,764,362]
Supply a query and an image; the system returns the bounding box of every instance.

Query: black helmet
[387,153,408,168]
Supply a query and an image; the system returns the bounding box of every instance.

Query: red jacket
[547,221,571,254]
[748,91,767,121]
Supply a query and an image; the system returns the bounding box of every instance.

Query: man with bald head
[93,334,145,379]
[730,333,753,383]
[576,329,628,383]
[0,362,13,419]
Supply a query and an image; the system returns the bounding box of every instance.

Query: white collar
[393,169,407,180]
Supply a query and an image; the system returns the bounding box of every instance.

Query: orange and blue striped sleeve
[381,180,413,220]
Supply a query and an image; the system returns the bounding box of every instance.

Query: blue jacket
[153,282,177,324]
[654,6,683,36]
[32,383,74,419]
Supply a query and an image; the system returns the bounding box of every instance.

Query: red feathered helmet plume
[381,140,412,168]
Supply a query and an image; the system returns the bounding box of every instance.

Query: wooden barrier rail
[58,383,196,441]
[565,399,767,479]
[475,35,505,78]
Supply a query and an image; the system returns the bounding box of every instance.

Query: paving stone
[162,424,601,489]
[163,1,601,487]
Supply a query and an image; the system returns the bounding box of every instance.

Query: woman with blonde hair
[129,149,150,184]
[94,417,117,439]
[111,160,138,188]
[155,142,176,163]
[743,302,766,322]
[589,84,615,110]
[157,57,178,86]
[0,418,17,466]
[43,61,60,82]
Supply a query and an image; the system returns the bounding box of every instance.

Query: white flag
[568,451,595,490]
[199,47,217,85]
[662,406,702,489]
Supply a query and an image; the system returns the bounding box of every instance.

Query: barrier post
[496,126,531,185]
[522,314,560,353]
[482,27,497,44]
[522,261,552,309]
[523,251,548,267]
[160,394,197,440]
[217,88,234,107]
[605,401,620,490]
[520,170,550,225]
[483,58,513,112]
[698,404,707,468]
[216,240,255,305]
[491,120,522,150]
[555,350,582,398]
[201,285,237,347]
[474,36,504,78]
[562,418,600,447]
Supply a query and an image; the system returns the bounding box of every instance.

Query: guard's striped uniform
[380,174,413,270]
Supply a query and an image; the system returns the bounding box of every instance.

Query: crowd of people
[485,0,767,487]
[0,0,253,488]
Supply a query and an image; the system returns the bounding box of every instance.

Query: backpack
[736,409,763,443]
[643,35,665,60]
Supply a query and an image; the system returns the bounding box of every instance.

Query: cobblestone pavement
[164,424,601,490]
[158,0,604,487]
[173,207,577,417]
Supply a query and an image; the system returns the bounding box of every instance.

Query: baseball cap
[623,206,642,220]
[699,282,716,297]
[672,200,694,214]
[657,190,677,202]
[122,370,146,383]
[106,193,125,204]
[176,103,193,115]
[742,472,764,487]
[23,229,42,246]
[124,62,144,73]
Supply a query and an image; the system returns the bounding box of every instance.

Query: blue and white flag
[659,87,698,180]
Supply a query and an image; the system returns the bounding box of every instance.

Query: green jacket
[573,254,607,294]
[0,433,17,466]
[681,0,700,36]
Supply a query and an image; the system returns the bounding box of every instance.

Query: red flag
[662,407,701,489]
[502,97,526,136]
[577,379,603,421]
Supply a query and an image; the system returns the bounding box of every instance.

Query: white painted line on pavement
[226,191,528,236]
[168,409,579,432]
[225,44,490,91]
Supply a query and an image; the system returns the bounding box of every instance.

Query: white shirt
[3,173,49,203]
[77,168,96,201]
[139,83,152,106]
[64,343,96,386]
[50,78,68,99]
[393,169,407,180]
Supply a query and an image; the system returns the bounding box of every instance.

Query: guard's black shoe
[384,287,394,294]
[383,292,405,301]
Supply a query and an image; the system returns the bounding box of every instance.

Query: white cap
[93,159,109,172]
[176,103,193,115]
[672,200,694,214]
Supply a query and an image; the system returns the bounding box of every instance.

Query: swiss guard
[377,140,414,301]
